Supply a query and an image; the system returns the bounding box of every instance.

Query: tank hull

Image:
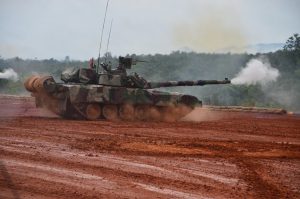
[25,76,201,121]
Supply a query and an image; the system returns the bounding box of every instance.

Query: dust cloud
[173,6,247,53]
[181,107,224,122]
[231,58,280,86]
[0,68,19,82]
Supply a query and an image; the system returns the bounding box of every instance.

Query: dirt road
[0,95,299,199]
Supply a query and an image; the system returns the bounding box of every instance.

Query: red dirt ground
[0,95,299,199]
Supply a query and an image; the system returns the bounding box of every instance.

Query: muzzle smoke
[231,58,280,85]
[0,68,19,82]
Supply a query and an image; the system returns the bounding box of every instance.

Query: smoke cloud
[231,58,280,86]
[0,68,19,82]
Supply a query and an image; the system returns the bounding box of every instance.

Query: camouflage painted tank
[24,57,230,121]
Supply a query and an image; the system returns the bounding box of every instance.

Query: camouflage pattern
[24,56,230,120]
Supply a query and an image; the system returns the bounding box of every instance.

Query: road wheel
[135,106,148,120]
[85,104,101,120]
[119,104,135,120]
[103,105,119,120]
[147,106,161,121]
[160,106,177,122]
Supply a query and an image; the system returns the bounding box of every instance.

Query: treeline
[0,42,299,111]
[132,50,300,111]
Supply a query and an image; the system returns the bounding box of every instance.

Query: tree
[283,33,300,51]
[64,56,70,63]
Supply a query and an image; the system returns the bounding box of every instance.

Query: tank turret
[25,56,231,121]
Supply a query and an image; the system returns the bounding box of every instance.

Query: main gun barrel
[148,78,230,89]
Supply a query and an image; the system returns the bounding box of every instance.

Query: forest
[0,34,299,111]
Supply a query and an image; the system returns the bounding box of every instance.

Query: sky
[0,0,299,60]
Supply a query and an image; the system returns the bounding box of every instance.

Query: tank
[24,57,231,121]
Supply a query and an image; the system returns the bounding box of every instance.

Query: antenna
[96,0,110,73]
[104,19,113,63]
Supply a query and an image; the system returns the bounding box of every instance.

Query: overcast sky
[0,0,299,60]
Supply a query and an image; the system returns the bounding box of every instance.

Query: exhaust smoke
[231,58,280,86]
[0,68,19,82]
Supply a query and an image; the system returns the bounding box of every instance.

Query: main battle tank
[24,57,230,121]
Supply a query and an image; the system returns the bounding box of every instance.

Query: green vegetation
[0,35,299,111]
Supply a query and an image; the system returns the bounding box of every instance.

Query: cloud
[0,0,299,59]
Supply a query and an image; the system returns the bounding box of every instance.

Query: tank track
[66,101,194,121]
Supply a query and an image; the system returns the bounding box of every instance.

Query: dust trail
[0,68,19,82]
[181,107,224,122]
[231,58,279,86]
[173,5,247,53]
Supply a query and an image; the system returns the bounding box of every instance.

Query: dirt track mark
[236,159,290,199]
[0,95,300,198]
